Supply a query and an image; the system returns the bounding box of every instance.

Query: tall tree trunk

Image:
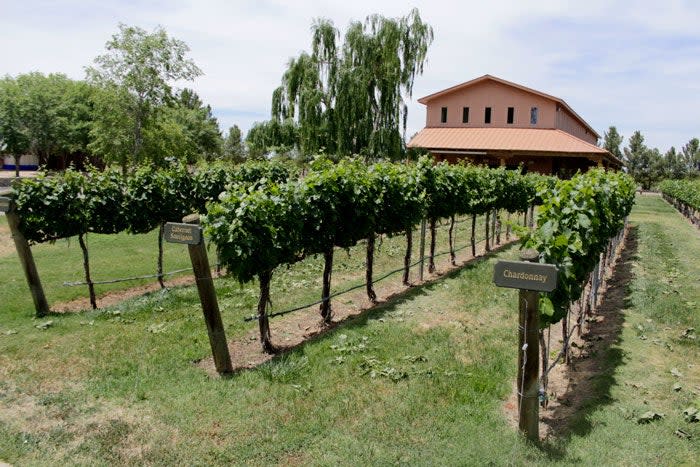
[133,101,144,168]
[366,234,377,303]
[257,270,275,353]
[471,214,476,257]
[78,233,97,310]
[485,211,491,252]
[402,227,412,285]
[448,215,456,265]
[13,154,20,178]
[157,223,165,289]
[428,218,437,273]
[320,248,334,324]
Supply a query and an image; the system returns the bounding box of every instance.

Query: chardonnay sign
[493,260,557,292]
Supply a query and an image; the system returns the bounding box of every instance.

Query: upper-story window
[530,107,538,125]
[441,107,448,123]
[484,107,492,124]
[507,107,515,124]
[462,107,469,124]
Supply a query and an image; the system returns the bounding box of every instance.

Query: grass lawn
[0,198,698,465]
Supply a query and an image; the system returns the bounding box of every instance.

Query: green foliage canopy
[86,24,203,173]
[271,9,433,160]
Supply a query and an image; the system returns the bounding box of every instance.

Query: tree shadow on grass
[538,225,639,460]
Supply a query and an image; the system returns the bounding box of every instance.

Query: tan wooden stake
[1,192,49,317]
[182,214,233,376]
[418,219,426,282]
[517,248,540,443]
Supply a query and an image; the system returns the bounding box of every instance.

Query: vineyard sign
[164,222,201,245]
[493,260,558,292]
[0,197,10,213]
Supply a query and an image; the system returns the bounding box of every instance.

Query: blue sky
[1,0,699,152]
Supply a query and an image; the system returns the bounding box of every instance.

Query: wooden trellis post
[493,249,558,443]
[164,215,233,376]
[1,190,50,317]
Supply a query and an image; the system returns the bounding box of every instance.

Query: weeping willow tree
[271,8,433,160]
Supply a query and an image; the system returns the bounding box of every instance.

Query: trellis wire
[61,211,503,289]
[243,228,507,322]
[63,267,193,287]
[663,193,700,227]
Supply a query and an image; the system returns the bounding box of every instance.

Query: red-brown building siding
[408,75,621,175]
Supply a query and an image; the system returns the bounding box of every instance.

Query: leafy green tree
[86,23,203,174]
[0,77,29,176]
[0,73,95,173]
[681,137,700,172]
[664,146,687,179]
[271,9,433,160]
[88,85,134,172]
[140,110,192,165]
[222,125,245,162]
[623,130,664,189]
[54,79,95,165]
[603,126,624,160]
[245,119,299,160]
[170,88,222,161]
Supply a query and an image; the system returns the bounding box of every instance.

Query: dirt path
[539,226,636,437]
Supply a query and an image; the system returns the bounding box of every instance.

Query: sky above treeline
[2,0,699,152]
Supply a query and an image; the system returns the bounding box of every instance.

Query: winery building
[407,75,622,176]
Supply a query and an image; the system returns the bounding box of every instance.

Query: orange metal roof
[408,127,612,156]
[417,74,600,139]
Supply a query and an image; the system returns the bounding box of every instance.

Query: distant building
[3,154,39,171]
[407,75,622,176]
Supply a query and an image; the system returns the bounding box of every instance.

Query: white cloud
[1,0,698,150]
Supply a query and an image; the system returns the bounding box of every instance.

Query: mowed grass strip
[1,197,698,464]
[0,227,529,465]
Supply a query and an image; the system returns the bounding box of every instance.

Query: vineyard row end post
[165,215,233,376]
[516,249,540,443]
[0,190,50,317]
[494,249,558,443]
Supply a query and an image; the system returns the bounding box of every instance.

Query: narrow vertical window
[462,107,469,123]
[484,107,492,124]
[507,107,514,124]
[530,107,538,125]
[441,107,447,123]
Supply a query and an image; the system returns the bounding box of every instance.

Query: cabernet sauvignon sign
[164,222,201,245]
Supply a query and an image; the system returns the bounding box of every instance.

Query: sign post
[493,249,557,443]
[164,216,233,376]
[1,191,50,317]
